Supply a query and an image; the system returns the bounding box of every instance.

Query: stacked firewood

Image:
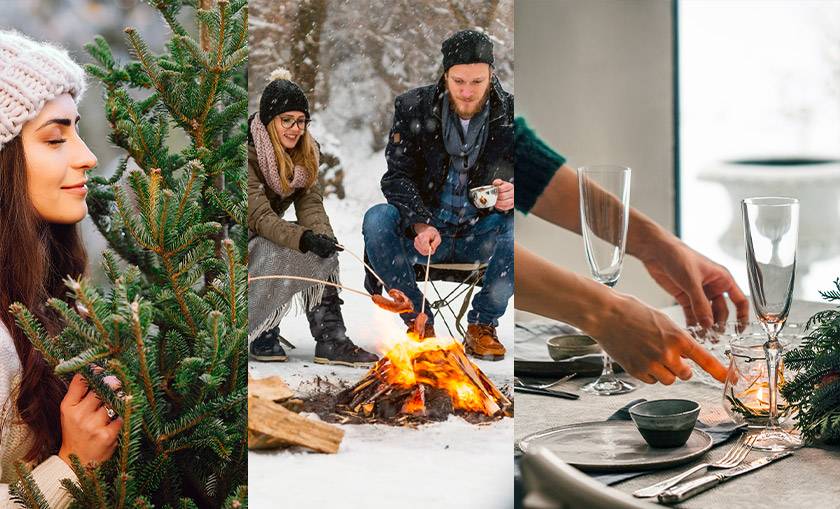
[248,375,345,453]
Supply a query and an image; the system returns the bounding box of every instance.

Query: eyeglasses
[278,116,311,130]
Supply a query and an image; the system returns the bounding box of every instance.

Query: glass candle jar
[721,323,804,428]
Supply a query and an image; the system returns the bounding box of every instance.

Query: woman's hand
[58,373,122,467]
[591,292,728,385]
[300,230,341,258]
[640,237,750,329]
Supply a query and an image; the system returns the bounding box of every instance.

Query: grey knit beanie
[0,30,86,151]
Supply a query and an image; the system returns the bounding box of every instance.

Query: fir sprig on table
[781,278,840,444]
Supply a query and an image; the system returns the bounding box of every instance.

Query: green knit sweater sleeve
[514,117,567,214]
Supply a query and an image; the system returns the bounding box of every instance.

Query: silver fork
[513,374,576,390]
[632,433,756,498]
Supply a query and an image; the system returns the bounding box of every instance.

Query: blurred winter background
[680,1,840,300]
[249,0,513,201]
[0,0,191,284]
[518,0,840,310]
[247,1,515,508]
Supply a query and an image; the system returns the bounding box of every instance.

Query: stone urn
[699,158,840,297]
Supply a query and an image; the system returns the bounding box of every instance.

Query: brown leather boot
[406,320,436,340]
[464,323,506,361]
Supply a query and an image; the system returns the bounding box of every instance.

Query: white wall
[515,0,676,312]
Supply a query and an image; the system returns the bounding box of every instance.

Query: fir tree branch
[177,160,203,221]
[214,1,228,69]
[226,342,241,396]
[223,240,237,324]
[231,2,247,55]
[122,88,162,171]
[193,0,226,149]
[153,0,189,37]
[131,301,159,417]
[113,184,157,252]
[8,304,59,366]
[65,278,111,344]
[56,346,111,375]
[161,253,198,337]
[222,485,247,509]
[123,28,193,134]
[115,391,133,509]
[147,169,163,243]
[197,311,223,404]
[89,156,130,187]
[46,298,99,347]
[10,462,51,509]
[83,464,110,509]
[157,389,245,444]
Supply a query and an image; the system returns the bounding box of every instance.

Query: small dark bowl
[629,399,700,448]
[546,334,601,361]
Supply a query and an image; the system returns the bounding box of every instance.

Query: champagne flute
[578,165,636,395]
[742,196,802,450]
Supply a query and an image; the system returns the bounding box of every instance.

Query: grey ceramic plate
[517,420,713,472]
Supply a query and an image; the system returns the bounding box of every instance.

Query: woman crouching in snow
[247,69,378,367]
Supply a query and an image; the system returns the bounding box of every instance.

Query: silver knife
[658,452,792,504]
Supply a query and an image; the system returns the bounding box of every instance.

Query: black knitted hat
[258,68,309,126]
[441,30,494,73]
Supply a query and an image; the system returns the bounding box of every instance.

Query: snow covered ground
[248,141,515,509]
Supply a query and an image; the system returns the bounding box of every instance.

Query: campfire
[335,330,513,424]
[251,246,513,426]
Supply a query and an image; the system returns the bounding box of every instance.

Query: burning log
[335,335,513,424]
[248,376,345,453]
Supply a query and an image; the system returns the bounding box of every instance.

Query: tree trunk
[291,0,328,108]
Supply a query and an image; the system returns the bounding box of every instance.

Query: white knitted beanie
[0,30,86,151]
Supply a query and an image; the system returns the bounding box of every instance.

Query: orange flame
[373,330,505,416]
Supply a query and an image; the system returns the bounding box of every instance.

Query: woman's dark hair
[0,136,87,461]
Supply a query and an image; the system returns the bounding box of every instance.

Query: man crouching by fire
[362,29,514,361]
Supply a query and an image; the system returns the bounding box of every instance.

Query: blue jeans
[362,203,513,327]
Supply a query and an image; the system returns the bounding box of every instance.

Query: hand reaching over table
[588,292,728,385]
[515,244,728,385]
[638,236,750,329]
[528,162,750,332]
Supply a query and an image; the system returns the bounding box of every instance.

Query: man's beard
[448,86,490,119]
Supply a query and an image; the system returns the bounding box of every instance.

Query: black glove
[300,230,341,258]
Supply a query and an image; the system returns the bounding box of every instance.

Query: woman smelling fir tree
[0,31,121,506]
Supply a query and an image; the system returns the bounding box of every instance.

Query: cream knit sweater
[0,322,76,508]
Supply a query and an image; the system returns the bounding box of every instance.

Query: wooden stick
[335,243,388,290]
[248,275,370,298]
[420,251,431,316]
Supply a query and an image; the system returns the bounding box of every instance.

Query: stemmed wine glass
[578,165,636,395]
[742,196,802,450]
